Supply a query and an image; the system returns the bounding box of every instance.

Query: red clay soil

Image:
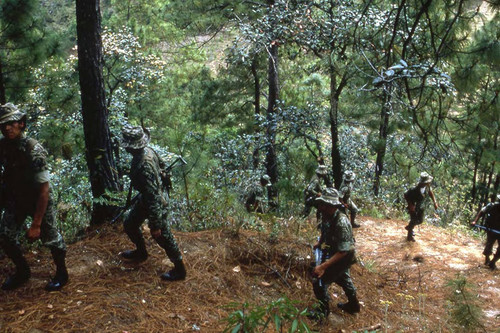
[0,216,498,333]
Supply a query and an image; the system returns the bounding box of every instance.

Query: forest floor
[0,215,499,333]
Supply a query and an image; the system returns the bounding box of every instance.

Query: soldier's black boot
[161,259,186,281]
[337,295,360,314]
[405,225,416,242]
[351,212,360,228]
[1,240,31,291]
[488,255,499,270]
[121,229,148,262]
[161,260,186,281]
[45,248,68,291]
[484,255,490,265]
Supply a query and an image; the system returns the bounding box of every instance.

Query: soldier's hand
[313,264,325,278]
[26,226,41,242]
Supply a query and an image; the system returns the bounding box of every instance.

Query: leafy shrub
[223,297,312,333]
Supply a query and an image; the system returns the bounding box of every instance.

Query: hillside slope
[0,216,498,332]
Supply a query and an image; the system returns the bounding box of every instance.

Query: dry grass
[0,216,498,332]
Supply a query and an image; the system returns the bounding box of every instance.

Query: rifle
[473,224,500,235]
[159,155,187,195]
[312,237,323,287]
[110,192,140,224]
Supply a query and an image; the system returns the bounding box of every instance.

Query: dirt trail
[0,217,498,332]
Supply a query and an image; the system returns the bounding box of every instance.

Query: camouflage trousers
[483,232,500,257]
[313,265,357,311]
[0,198,66,251]
[408,207,425,227]
[124,198,182,262]
[346,198,359,215]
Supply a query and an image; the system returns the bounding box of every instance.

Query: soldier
[403,172,439,242]
[302,165,330,219]
[309,188,360,320]
[120,125,186,281]
[471,194,500,270]
[244,174,271,213]
[0,103,68,291]
[339,170,360,228]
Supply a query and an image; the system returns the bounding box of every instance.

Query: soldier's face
[0,120,24,140]
[318,202,337,216]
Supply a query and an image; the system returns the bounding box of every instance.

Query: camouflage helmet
[121,124,150,149]
[418,172,433,184]
[344,170,356,182]
[0,103,26,125]
[260,174,271,186]
[316,165,328,175]
[315,187,343,207]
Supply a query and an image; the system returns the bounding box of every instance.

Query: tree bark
[373,90,391,196]
[75,0,120,225]
[329,66,343,189]
[251,56,261,170]
[0,57,6,104]
[265,43,279,211]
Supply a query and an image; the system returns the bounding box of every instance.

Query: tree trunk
[251,56,261,170]
[265,43,279,211]
[0,56,5,104]
[329,66,343,188]
[373,89,391,196]
[75,0,120,225]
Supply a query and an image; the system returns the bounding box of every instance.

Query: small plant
[446,274,485,332]
[223,297,313,333]
[380,299,393,333]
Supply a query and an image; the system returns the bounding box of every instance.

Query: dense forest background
[0,0,498,241]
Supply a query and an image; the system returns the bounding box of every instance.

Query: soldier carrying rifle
[119,124,186,281]
[0,103,68,291]
[308,188,359,321]
[471,194,500,270]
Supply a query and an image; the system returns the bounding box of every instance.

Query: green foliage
[223,297,313,333]
[446,274,485,332]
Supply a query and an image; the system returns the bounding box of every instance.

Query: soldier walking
[339,170,360,228]
[120,125,186,281]
[471,194,500,270]
[302,165,331,219]
[0,103,68,291]
[309,188,360,320]
[403,172,439,242]
[244,175,271,213]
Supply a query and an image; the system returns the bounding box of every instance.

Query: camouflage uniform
[314,209,357,315]
[302,166,330,218]
[310,188,359,318]
[244,175,270,213]
[124,146,182,262]
[0,103,67,291]
[0,137,65,251]
[404,172,438,241]
[475,196,500,269]
[339,171,360,228]
[121,125,185,281]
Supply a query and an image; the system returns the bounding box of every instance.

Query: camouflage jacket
[305,175,326,199]
[0,135,50,208]
[480,201,500,230]
[339,181,354,202]
[320,210,355,265]
[404,185,432,212]
[130,147,168,222]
